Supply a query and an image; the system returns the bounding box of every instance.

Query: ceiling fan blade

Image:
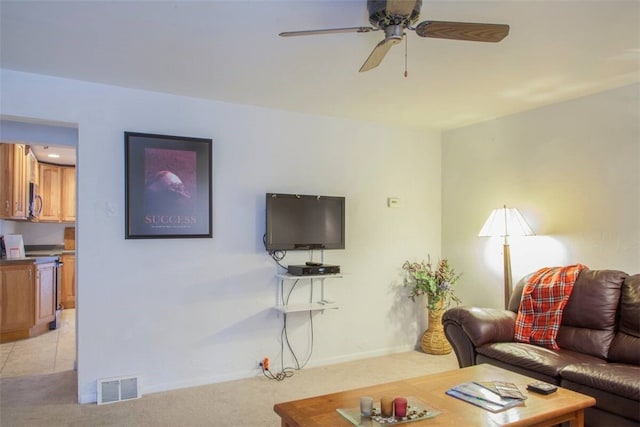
[359,38,398,72]
[279,27,377,37]
[386,0,419,16]
[415,21,509,42]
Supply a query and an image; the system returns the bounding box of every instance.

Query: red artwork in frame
[125,132,212,239]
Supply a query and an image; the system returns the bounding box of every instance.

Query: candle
[360,396,374,417]
[394,397,408,418]
[380,396,394,418]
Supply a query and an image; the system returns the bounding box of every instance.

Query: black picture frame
[125,131,212,239]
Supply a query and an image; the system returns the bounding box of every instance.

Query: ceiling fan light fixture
[368,0,422,29]
[279,0,510,72]
[384,24,404,42]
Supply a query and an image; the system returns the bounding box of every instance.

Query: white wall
[442,83,640,309]
[1,221,69,246]
[1,69,442,403]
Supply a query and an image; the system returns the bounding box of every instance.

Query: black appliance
[28,182,43,219]
[265,193,346,251]
[287,264,341,276]
[49,259,63,330]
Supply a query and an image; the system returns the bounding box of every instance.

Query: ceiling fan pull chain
[404,32,408,78]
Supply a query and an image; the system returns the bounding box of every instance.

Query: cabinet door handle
[35,195,43,215]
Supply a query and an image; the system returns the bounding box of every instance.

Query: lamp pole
[503,240,513,309]
[502,204,512,309]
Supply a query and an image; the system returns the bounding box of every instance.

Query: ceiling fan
[279,0,509,72]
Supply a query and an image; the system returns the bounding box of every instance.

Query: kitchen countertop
[0,255,60,265]
[23,250,75,256]
[1,245,74,265]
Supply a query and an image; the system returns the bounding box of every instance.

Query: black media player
[287,264,340,276]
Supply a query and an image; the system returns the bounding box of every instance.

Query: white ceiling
[29,144,76,166]
[1,0,639,131]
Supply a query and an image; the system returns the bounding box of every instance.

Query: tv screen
[265,193,345,251]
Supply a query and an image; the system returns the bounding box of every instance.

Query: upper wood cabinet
[0,144,11,218]
[39,163,75,223]
[0,143,28,220]
[61,166,76,222]
[39,163,62,221]
[12,144,28,219]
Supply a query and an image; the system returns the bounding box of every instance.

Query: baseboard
[296,345,416,369]
[79,345,415,403]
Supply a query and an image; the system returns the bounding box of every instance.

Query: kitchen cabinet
[0,263,34,339]
[60,253,75,309]
[0,144,10,217]
[0,143,28,220]
[39,163,75,222]
[61,166,76,222]
[0,259,56,342]
[12,144,28,219]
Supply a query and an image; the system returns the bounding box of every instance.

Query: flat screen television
[265,193,345,251]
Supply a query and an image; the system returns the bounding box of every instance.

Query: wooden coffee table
[274,364,595,427]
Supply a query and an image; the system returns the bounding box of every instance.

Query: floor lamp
[479,205,535,309]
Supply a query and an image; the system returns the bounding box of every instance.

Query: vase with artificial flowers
[402,256,462,354]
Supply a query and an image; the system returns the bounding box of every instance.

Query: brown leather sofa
[443,269,640,426]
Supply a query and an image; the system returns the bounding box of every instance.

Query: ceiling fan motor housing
[367,0,422,28]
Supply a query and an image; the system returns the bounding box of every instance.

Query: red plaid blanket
[514,264,588,350]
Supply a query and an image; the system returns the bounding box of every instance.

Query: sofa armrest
[443,306,517,367]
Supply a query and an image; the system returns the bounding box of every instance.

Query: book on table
[446,381,526,412]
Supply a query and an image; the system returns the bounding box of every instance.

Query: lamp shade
[478,205,535,237]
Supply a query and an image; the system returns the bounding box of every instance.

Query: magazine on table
[446,381,525,412]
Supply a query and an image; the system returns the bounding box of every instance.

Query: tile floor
[0,309,76,378]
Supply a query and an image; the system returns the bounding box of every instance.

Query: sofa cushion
[555,269,626,359]
[560,363,640,401]
[562,378,640,423]
[560,363,640,422]
[609,274,640,364]
[476,342,605,378]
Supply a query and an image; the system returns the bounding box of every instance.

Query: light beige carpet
[0,350,458,426]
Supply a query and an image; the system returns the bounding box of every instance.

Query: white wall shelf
[275,273,343,280]
[274,273,342,313]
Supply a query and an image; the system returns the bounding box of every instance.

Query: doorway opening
[0,118,78,395]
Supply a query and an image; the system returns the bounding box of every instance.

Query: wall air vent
[97,375,141,405]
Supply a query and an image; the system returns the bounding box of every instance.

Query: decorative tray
[336,397,440,426]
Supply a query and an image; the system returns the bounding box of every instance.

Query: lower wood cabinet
[0,260,57,342]
[60,254,75,309]
[0,263,34,338]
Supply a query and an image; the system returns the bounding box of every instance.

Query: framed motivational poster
[125,132,212,239]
